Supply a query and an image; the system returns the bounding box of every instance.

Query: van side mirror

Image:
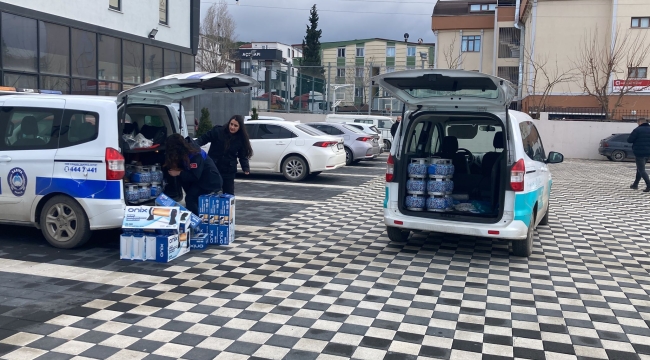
[546,151,564,164]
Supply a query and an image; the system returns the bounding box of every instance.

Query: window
[337,47,346,58]
[2,13,37,72]
[355,67,364,78]
[337,68,345,77]
[71,28,97,78]
[354,87,363,98]
[354,119,372,124]
[386,46,395,57]
[244,124,257,139]
[0,107,63,150]
[257,124,295,139]
[407,47,416,57]
[610,134,629,142]
[240,61,251,76]
[349,124,364,131]
[144,45,163,82]
[123,40,143,84]
[343,124,366,134]
[41,76,70,94]
[310,124,343,135]
[470,4,496,12]
[498,66,519,86]
[378,120,392,129]
[295,124,326,136]
[59,111,99,147]
[519,121,546,162]
[632,17,650,28]
[98,35,121,81]
[4,73,37,89]
[462,36,481,52]
[629,67,648,78]
[159,0,168,24]
[39,22,70,76]
[164,49,180,76]
[109,0,121,11]
[181,53,195,73]
[356,47,365,57]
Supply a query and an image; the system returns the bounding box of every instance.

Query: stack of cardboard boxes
[198,194,235,246]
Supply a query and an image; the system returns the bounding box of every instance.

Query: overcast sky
[200,0,438,45]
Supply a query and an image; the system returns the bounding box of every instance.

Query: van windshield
[383,74,500,99]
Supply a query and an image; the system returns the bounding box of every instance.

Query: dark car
[599,133,634,161]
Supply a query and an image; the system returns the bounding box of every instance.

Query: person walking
[164,134,223,215]
[196,115,253,195]
[391,116,402,138]
[628,117,650,192]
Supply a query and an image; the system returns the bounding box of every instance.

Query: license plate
[337,143,343,150]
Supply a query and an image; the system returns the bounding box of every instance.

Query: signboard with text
[237,49,283,61]
[612,79,650,93]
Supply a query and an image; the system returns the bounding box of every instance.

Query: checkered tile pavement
[1,160,650,360]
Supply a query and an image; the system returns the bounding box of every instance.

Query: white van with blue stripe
[375,70,564,257]
[0,73,258,249]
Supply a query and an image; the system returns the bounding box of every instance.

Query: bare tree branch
[196,0,237,73]
[524,47,575,118]
[574,26,650,117]
[443,36,462,70]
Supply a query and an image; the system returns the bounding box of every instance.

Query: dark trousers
[183,187,204,215]
[222,175,235,195]
[634,156,650,187]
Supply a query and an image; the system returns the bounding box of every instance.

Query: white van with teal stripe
[375,70,564,257]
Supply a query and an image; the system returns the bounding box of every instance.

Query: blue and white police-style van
[0,73,258,249]
[376,70,564,257]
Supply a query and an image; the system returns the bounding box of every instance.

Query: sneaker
[631,184,639,189]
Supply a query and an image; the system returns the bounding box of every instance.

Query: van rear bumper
[80,199,125,230]
[384,209,529,240]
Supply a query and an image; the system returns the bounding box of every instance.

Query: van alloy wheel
[46,203,78,242]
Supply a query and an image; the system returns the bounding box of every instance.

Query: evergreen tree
[297,4,324,96]
[196,108,213,137]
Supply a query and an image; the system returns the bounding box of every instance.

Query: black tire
[40,195,91,249]
[384,140,391,151]
[307,171,322,178]
[387,226,410,242]
[282,156,308,181]
[606,156,613,161]
[344,147,353,166]
[512,213,535,257]
[611,150,626,162]
[539,203,550,226]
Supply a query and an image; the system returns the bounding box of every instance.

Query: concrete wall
[535,113,638,160]
[5,0,191,48]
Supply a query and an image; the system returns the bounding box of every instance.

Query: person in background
[628,117,650,192]
[391,116,402,138]
[196,115,253,195]
[164,134,222,214]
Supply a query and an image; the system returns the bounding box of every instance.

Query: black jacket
[179,138,223,194]
[628,123,650,157]
[197,126,251,176]
[390,121,400,138]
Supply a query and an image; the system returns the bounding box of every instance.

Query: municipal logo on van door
[7,167,27,197]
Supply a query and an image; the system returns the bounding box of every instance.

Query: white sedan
[201,120,346,181]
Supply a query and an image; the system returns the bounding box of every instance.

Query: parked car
[325,114,394,149]
[377,69,564,257]
[0,72,259,249]
[345,123,385,152]
[232,120,346,181]
[305,122,381,165]
[244,115,285,121]
[599,133,634,161]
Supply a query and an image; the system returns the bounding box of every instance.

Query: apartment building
[433,0,650,115]
[321,38,435,107]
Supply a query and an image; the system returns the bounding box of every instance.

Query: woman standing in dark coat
[196,115,253,195]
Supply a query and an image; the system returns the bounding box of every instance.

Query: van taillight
[386,154,394,182]
[106,147,125,180]
[510,159,525,192]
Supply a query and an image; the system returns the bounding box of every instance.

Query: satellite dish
[404,33,410,42]
[418,38,424,44]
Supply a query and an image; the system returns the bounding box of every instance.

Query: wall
[535,113,638,160]
[194,92,251,127]
[4,0,191,48]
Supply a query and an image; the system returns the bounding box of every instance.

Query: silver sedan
[306,122,381,165]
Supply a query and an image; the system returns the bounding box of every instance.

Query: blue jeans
[634,156,650,187]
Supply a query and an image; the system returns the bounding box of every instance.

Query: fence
[529,106,650,122]
[242,64,429,116]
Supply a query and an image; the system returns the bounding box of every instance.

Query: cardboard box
[155,193,202,231]
[190,233,209,250]
[120,234,146,261]
[123,206,181,231]
[217,194,235,245]
[145,230,190,263]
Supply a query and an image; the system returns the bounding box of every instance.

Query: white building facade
[0,0,200,95]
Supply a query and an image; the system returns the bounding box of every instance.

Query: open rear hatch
[374,70,516,223]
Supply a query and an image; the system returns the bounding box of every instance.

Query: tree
[197,0,237,73]
[524,47,575,118]
[575,27,650,116]
[196,108,213,137]
[251,107,259,120]
[443,36,462,70]
[298,4,324,95]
